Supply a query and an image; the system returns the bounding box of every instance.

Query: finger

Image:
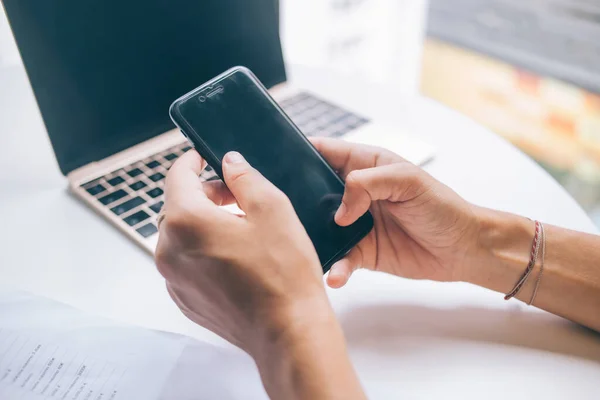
[221,151,292,218]
[309,137,396,178]
[165,150,209,205]
[335,163,429,226]
[163,151,234,240]
[202,180,237,206]
[327,247,363,288]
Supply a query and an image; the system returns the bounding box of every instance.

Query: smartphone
[169,66,373,273]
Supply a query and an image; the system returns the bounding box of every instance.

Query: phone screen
[170,68,373,270]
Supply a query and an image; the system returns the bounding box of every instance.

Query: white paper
[158,342,267,400]
[0,287,267,400]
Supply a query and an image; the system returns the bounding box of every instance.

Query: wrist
[462,207,534,294]
[251,292,338,361]
[251,294,364,399]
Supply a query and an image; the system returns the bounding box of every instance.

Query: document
[0,287,267,400]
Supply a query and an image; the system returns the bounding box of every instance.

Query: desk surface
[1,64,599,399]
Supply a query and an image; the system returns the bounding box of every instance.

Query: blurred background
[1,0,599,227]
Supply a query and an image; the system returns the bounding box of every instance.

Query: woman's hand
[155,150,365,400]
[311,137,481,288]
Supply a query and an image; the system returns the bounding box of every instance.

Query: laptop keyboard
[279,92,369,138]
[79,92,369,241]
[80,142,197,238]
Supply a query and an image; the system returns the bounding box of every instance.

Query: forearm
[465,207,600,331]
[253,298,366,400]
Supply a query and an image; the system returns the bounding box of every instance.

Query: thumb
[326,246,363,288]
[335,162,429,226]
[222,151,291,218]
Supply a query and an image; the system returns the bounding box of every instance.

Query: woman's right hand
[311,137,483,288]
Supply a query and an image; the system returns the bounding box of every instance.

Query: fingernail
[224,151,245,164]
[335,202,347,221]
[329,263,344,279]
[327,263,346,288]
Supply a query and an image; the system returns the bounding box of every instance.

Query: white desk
[1,64,599,399]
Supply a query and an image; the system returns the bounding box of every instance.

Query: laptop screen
[3,0,286,175]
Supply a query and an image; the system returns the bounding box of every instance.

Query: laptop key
[181,146,192,152]
[129,181,148,191]
[332,128,348,138]
[137,223,158,238]
[111,197,146,216]
[86,184,106,196]
[147,187,164,198]
[107,176,125,186]
[98,189,128,205]
[354,117,369,127]
[146,160,161,169]
[149,172,165,182]
[127,168,143,178]
[123,210,150,226]
[149,201,164,214]
[164,153,178,161]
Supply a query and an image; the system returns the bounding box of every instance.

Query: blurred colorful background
[422,0,600,226]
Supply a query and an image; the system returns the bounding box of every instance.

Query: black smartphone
[169,66,373,273]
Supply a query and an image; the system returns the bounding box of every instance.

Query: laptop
[3,0,434,254]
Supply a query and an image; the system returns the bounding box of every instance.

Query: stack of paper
[0,287,267,400]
